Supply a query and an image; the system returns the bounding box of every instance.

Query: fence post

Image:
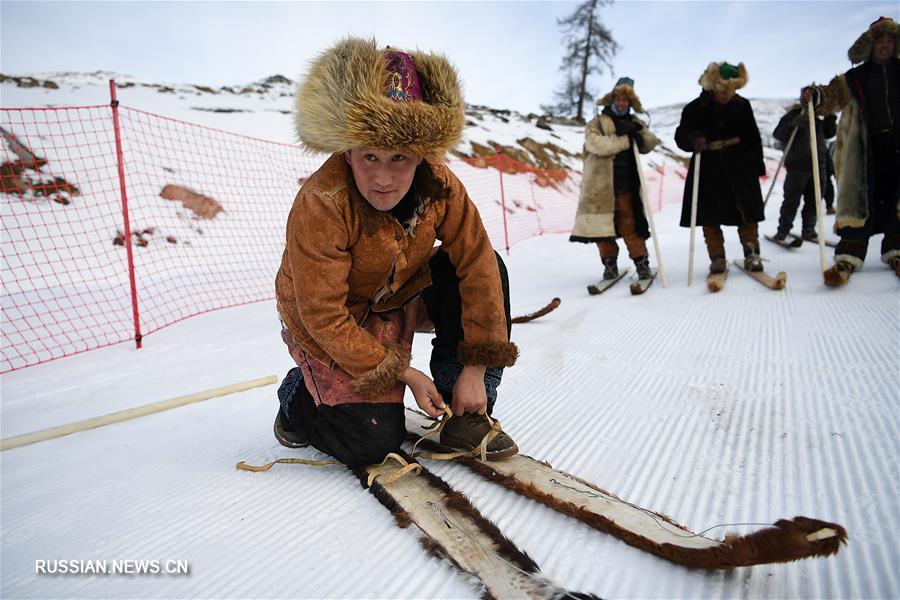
[495,146,510,254]
[109,80,143,349]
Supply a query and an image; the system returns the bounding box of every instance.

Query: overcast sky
[2,1,897,114]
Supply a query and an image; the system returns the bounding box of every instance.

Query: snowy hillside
[2,72,897,600]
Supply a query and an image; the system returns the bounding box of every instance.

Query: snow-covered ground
[2,73,898,599]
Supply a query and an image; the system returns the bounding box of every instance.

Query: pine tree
[543,0,619,122]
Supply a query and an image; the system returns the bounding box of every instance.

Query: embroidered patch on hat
[384,50,422,102]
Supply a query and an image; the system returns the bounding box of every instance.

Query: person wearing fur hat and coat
[772,103,838,241]
[273,38,519,467]
[803,16,900,284]
[675,62,767,274]
[570,77,660,281]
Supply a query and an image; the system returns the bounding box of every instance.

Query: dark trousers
[835,130,900,262]
[283,250,512,466]
[778,168,821,235]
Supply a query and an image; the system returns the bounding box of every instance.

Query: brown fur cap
[848,17,900,63]
[295,37,465,159]
[698,62,748,93]
[596,82,644,113]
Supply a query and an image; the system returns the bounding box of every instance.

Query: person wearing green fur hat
[803,16,900,285]
[675,61,767,275]
[570,77,660,281]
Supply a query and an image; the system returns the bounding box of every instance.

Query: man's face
[713,89,735,105]
[871,35,896,64]
[345,147,423,211]
[613,94,630,113]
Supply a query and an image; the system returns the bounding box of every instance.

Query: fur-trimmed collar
[295,37,465,160]
[698,62,748,93]
[596,83,644,113]
[849,17,900,64]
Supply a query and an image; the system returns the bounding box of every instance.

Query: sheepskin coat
[570,112,659,241]
[275,154,517,399]
[676,93,766,227]
[818,58,900,231]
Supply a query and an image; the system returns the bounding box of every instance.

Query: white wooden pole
[633,143,667,287]
[764,126,798,209]
[807,99,828,272]
[1,375,279,451]
[687,153,701,287]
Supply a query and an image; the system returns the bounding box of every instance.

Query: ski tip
[773,272,788,289]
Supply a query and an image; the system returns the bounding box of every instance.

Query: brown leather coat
[275,153,517,398]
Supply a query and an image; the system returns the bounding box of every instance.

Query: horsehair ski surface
[406,410,847,569]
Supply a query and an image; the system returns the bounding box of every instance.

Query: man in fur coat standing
[772,103,837,242]
[804,17,900,285]
[273,38,518,466]
[569,77,660,280]
[675,62,767,274]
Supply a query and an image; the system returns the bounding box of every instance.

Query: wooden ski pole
[687,152,701,287]
[633,143,667,288]
[807,99,827,273]
[763,126,798,209]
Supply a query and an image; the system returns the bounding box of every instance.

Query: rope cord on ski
[236,456,343,471]
[411,406,502,463]
[549,477,774,540]
[236,452,421,486]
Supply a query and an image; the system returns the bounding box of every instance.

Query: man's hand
[400,367,445,418]
[693,135,708,153]
[451,365,488,416]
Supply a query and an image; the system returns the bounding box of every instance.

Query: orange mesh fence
[2,89,712,373]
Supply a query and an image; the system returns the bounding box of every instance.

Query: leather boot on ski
[602,257,619,280]
[823,260,855,287]
[709,255,727,274]
[772,230,788,242]
[743,244,764,272]
[440,412,518,460]
[274,367,309,448]
[801,229,818,242]
[634,256,653,279]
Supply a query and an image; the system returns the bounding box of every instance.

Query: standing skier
[771,102,837,242]
[273,37,518,466]
[675,62,767,274]
[569,77,660,281]
[803,16,900,284]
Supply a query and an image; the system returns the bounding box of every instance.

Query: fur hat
[848,17,900,63]
[596,76,644,113]
[698,62,748,93]
[295,37,465,159]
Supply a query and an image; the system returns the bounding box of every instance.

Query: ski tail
[511,297,561,324]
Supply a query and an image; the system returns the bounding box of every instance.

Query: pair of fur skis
[587,268,629,295]
[405,409,847,569]
[732,261,787,290]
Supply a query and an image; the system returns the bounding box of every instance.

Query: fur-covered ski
[765,234,803,249]
[405,409,847,569]
[511,297,561,324]
[706,268,728,293]
[786,232,838,248]
[732,260,787,290]
[354,452,593,599]
[629,271,656,295]
[587,268,629,295]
